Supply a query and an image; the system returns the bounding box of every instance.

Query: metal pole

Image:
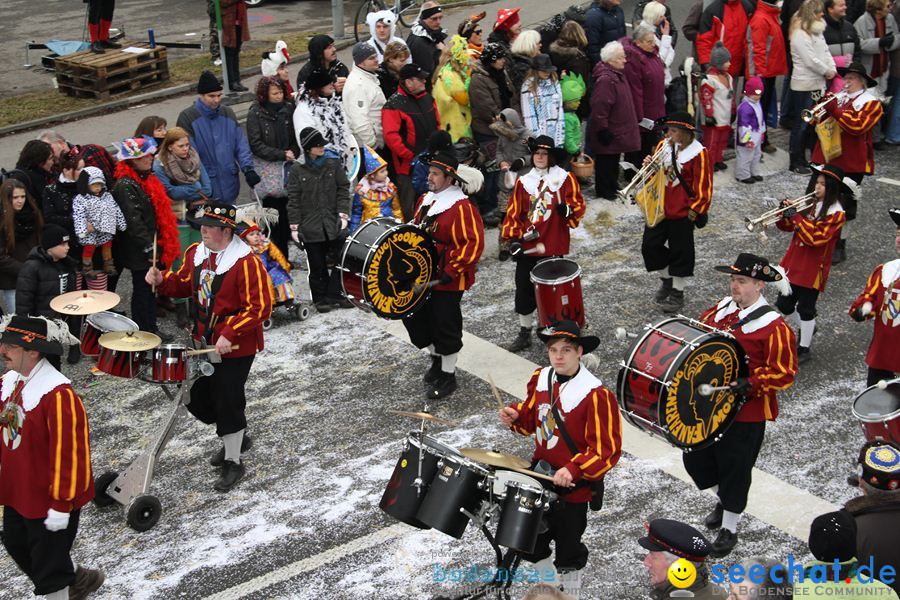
[213,0,230,91]
[332,0,345,40]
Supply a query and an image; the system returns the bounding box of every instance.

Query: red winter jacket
[381,85,440,176]
[696,0,755,76]
[746,1,788,78]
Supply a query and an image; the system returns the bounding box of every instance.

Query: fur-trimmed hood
[845,491,900,516]
[489,107,527,141]
[548,40,587,60]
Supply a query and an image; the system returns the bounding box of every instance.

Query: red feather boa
[114,160,181,268]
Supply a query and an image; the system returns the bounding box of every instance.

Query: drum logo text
[366,231,434,316]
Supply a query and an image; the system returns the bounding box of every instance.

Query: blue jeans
[886,76,900,143]
[789,90,815,160]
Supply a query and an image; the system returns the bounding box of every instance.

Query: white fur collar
[420,185,467,217]
[535,364,603,413]
[811,199,844,217]
[713,295,780,334]
[2,359,71,412]
[519,165,569,195]
[661,139,703,168]
[192,235,252,273]
[881,258,900,287]
[848,89,878,111]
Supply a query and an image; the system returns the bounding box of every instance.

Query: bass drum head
[87,311,138,332]
[529,258,581,286]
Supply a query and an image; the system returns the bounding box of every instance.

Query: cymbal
[98,331,161,352]
[50,290,120,315]
[387,409,456,427]
[460,448,530,470]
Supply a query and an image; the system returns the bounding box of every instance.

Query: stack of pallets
[54,42,169,100]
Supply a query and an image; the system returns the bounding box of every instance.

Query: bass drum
[851,381,900,443]
[617,317,747,451]
[340,218,437,319]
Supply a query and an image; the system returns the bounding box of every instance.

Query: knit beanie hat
[808,511,857,563]
[197,70,223,94]
[709,42,731,71]
[743,76,764,96]
[352,42,378,65]
[41,224,70,250]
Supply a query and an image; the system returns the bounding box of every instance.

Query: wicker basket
[570,154,594,179]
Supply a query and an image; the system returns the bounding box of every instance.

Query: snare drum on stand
[81,312,138,357]
[851,381,900,443]
[530,258,585,328]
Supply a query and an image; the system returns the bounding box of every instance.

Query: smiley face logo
[667,558,696,588]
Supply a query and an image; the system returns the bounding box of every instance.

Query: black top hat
[663,111,698,133]
[427,152,469,185]
[838,61,878,88]
[857,440,900,491]
[809,163,855,195]
[530,53,557,73]
[305,68,336,91]
[189,203,238,229]
[0,315,65,355]
[638,518,711,562]
[889,208,900,228]
[399,63,430,81]
[527,135,568,164]
[714,253,783,282]
[536,320,600,354]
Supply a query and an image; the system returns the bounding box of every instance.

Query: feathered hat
[0,315,80,355]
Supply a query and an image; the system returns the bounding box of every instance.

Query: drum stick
[151,232,158,295]
[412,280,442,295]
[521,243,546,256]
[614,327,639,340]
[696,383,734,396]
[185,345,240,356]
[487,374,504,411]
[510,466,573,487]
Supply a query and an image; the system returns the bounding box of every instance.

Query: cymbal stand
[412,400,432,499]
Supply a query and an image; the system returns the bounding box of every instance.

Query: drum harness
[720,302,776,333]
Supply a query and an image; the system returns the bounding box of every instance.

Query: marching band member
[500,320,621,596]
[849,208,900,387]
[809,62,884,264]
[642,111,714,314]
[0,316,105,599]
[774,163,848,364]
[404,152,485,400]
[146,203,274,492]
[500,135,585,353]
[687,254,797,557]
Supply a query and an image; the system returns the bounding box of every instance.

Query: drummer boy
[499,320,621,596]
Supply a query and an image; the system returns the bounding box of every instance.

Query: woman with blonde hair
[520,53,564,146]
[433,35,473,141]
[508,29,542,95]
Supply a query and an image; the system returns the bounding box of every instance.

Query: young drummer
[849,208,900,387]
[500,135,585,352]
[774,163,849,364]
[499,320,622,595]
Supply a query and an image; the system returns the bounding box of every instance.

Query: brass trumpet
[801,91,848,124]
[745,192,817,232]
[617,141,668,204]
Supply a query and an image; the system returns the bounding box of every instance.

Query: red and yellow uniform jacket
[509,366,621,503]
[158,237,274,358]
[413,185,485,292]
[700,296,798,422]
[0,362,94,518]
[500,165,585,256]
[811,89,883,175]
[849,258,900,373]
[655,139,714,220]
[776,200,845,292]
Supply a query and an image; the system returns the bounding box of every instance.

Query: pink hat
[743,76,764,96]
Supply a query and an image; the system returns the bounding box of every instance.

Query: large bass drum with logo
[617,317,748,451]
[340,218,438,319]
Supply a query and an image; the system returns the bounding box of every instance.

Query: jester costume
[238,221,295,304]
[349,146,402,233]
[433,35,473,142]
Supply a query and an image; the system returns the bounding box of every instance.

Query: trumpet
[745,192,817,232]
[618,141,668,204]
[801,91,848,124]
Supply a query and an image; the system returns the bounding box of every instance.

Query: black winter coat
[407,26,444,81]
[112,174,158,271]
[585,1,626,64]
[377,65,401,101]
[286,158,350,244]
[507,54,533,103]
[42,177,82,260]
[246,100,300,162]
[845,493,900,596]
[0,204,41,290]
[15,246,76,318]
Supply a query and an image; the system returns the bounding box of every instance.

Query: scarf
[305,95,350,159]
[872,17,888,79]
[162,147,202,185]
[487,65,511,108]
[114,160,181,268]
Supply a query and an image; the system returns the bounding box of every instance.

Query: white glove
[44,508,70,532]
[290,224,300,244]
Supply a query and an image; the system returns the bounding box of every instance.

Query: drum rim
[851,384,900,422]
[86,310,139,331]
[440,454,493,477]
[529,257,582,285]
[407,431,463,458]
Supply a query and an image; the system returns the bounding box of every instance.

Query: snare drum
[416,455,492,538]
[380,433,462,529]
[617,317,746,451]
[530,258,585,328]
[340,218,437,320]
[147,344,188,384]
[96,346,143,379]
[493,471,553,553]
[851,382,900,443]
[80,312,138,357]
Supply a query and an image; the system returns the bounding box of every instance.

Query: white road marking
[207,316,836,599]
[876,177,900,187]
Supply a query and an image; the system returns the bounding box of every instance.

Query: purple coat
[589,61,640,155]
[621,36,666,122]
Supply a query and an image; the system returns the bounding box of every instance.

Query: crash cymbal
[387,409,456,427]
[460,448,530,470]
[98,331,161,352]
[50,290,120,315]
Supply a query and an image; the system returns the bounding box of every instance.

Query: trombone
[801,91,848,124]
[745,192,816,232]
[618,141,668,203]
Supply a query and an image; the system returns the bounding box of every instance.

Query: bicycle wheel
[355,0,387,42]
[396,0,422,29]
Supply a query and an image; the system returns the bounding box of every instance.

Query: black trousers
[262,195,290,257]
[594,153,620,200]
[868,367,897,388]
[761,77,777,141]
[223,26,244,88]
[87,0,115,24]
[514,255,540,316]
[641,217,695,277]
[682,421,766,514]
[188,354,254,436]
[623,130,660,179]
[2,506,80,596]
[395,174,416,222]
[521,500,589,571]
[776,285,819,321]
[130,268,157,333]
[402,290,464,355]
[305,239,342,303]
[844,172,864,221]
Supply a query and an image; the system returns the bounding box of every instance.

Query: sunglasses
[474,29,483,34]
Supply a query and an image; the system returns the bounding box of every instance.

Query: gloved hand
[596,129,614,146]
[44,509,69,532]
[694,212,709,229]
[509,241,524,257]
[499,248,511,262]
[290,224,301,244]
[244,169,262,188]
[510,157,527,172]
[705,116,716,127]
[782,204,797,219]
[556,202,572,219]
[850,307,867,322]
[439,271,453,285]
[731,378,753,396]
[879,32,895,49]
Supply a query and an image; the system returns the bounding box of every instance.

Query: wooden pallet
[54,42,169,100]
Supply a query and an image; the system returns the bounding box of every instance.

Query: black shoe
[714,162,728,172]
[423,355,442,384]
[659,289,684,314]
[704,503,724,529]
[753,175,764,181]
[90,42,106,54]
[210,434,253,467]
[214,460,246,492]
[70,566,105,600]
[100,39,122,49]
[738,177,755,184]
[331,297,354,309]
[710,528,738,558]
[315,301,334,313]
[426,371,457,400]
[67,344,82,365]
[229,83,249,92]
[797,346,811,365]
[507,327,532,352]
[790,163,811,175]
[654,278,673,303]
